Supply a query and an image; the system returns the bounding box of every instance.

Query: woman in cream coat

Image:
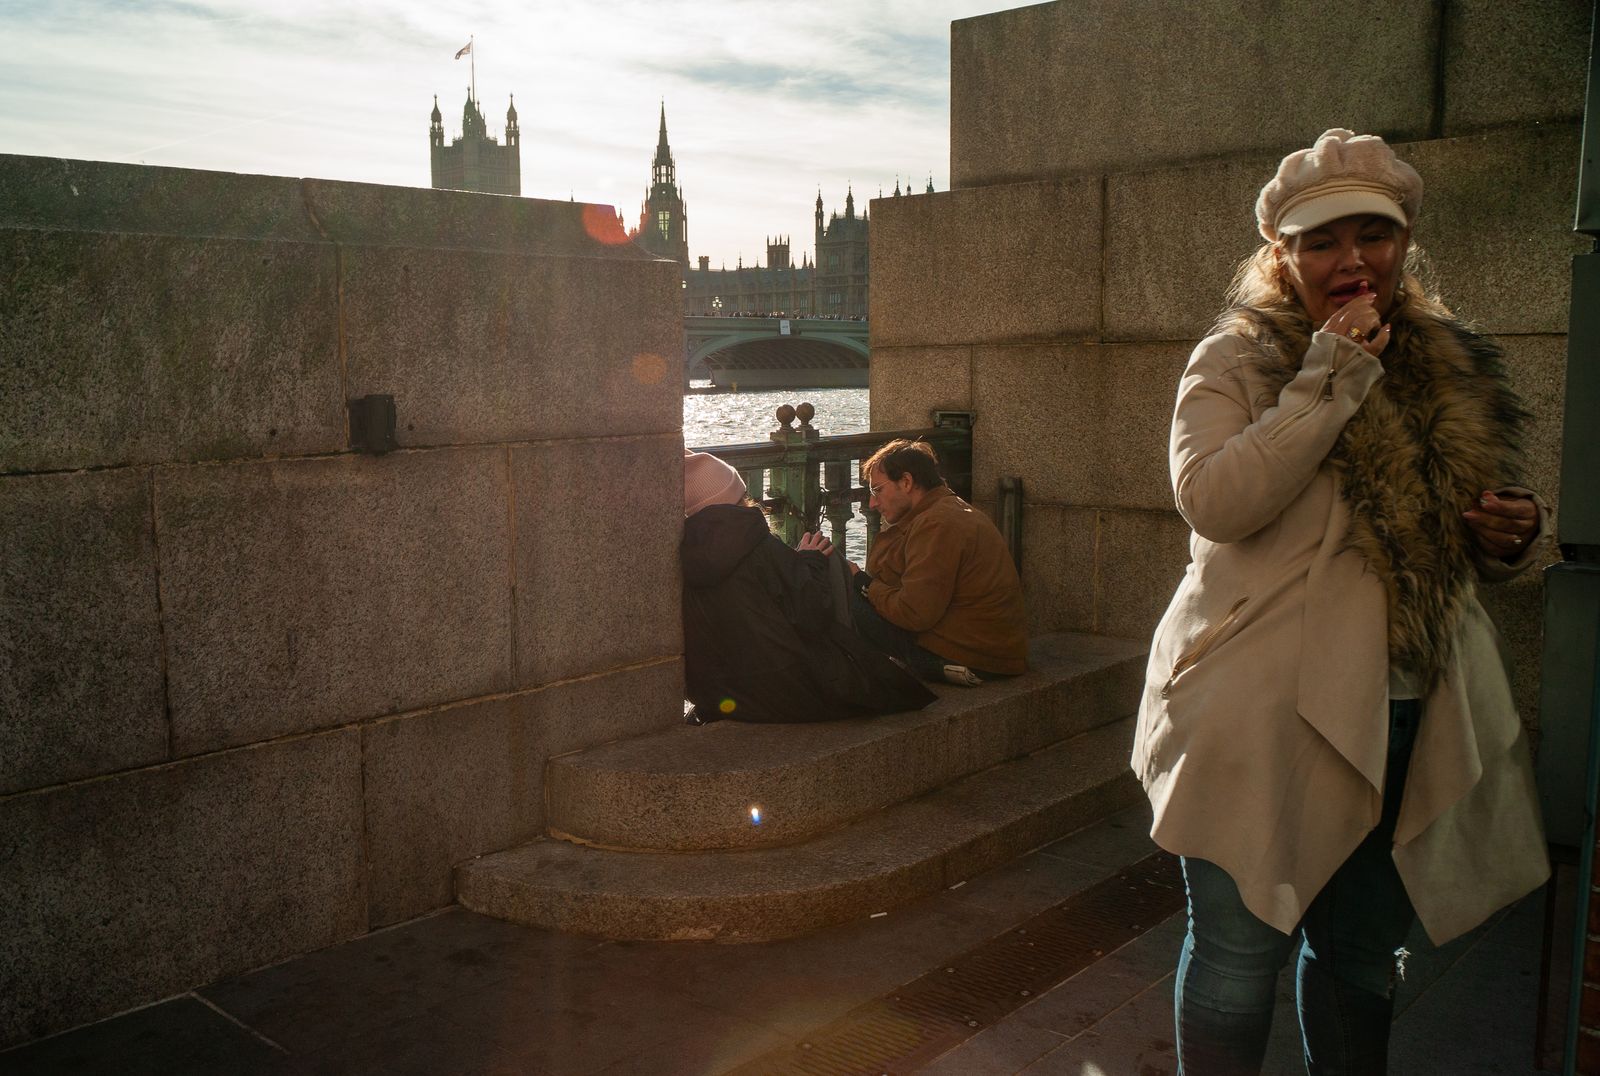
[1133,129,1549,1074]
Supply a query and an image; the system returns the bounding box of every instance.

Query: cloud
[651,57,933,110]
[0,0,1007,262]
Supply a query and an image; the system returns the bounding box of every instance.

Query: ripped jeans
[1175,699,1420,1075]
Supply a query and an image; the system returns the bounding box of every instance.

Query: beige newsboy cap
[1256,128,1422,242]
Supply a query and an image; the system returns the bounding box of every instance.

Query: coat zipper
[1161,596,1249,698]
[1267,363,1337,440]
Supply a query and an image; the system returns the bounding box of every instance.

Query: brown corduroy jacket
[865,486,1028,675]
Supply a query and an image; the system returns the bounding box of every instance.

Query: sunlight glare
[581,202,629,245]
[631,352,667,385]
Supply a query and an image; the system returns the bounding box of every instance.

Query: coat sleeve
[771,541,837,632]
[1172,331,1385,543]
[1472,486,1553,583]
[867,513,964,633]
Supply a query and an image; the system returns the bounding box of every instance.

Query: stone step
[455,714,1142,942]
[545,632,1146,852]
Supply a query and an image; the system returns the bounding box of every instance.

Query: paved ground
[2,805,1557,1075]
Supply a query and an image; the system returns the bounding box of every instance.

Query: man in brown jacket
[847,440,1027,685]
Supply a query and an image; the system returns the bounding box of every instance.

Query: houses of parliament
[428,90,932,319]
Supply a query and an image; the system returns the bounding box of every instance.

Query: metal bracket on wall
[931,411,977,503]
[347,394,397,454]
[998,476,1024,571]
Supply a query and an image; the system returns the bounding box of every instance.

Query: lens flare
[749,806,763,826]
[581,203,630,246]
[718,697,736,714]
[631,352,667,385]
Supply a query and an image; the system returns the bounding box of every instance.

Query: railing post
[797,404,822,535]
[737,467,763,509]
[768,402,820,544]
[822,459,853,549]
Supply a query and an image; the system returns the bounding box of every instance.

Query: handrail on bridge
[687,403,985,557]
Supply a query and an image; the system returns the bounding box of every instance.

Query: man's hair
[862,439,945,491]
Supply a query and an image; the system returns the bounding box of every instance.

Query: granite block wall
[868,178,1102,347]
[949,0,1589,189]
[874,0,1589,730]
[0,155,685,1047]
[0,731,366,1047]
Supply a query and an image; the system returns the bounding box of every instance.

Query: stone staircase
[455,633,1148,942]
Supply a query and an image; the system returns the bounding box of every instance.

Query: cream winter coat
[1132,322,1549,945]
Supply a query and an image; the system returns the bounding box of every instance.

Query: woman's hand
[796,531,834,555]
[1320,284,1391,358]
[1463,490,1539,559]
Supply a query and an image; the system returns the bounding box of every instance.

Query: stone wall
[871,0,1591,720]
[0,155,685,1047]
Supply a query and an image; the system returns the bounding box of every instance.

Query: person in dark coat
[681,450,936,724]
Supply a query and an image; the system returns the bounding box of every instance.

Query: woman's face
[1279,214,1408,327]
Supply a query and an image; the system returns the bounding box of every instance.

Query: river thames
[682,382,869,447]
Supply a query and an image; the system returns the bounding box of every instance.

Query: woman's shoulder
[1190,331,1254,365]
[1181,331,1273,393]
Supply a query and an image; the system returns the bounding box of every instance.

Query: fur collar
[1220,298,1529,689]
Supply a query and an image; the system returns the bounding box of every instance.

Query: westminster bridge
[684,314,869,388]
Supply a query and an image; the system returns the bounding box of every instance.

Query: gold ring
[1347,326,1366,342]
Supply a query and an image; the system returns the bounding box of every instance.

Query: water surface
[683,384,869,447]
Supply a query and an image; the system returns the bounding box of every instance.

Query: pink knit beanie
[1256,128,1423,242]
[683,451,747,516]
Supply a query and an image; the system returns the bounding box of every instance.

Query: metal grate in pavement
[721,851,1185,1076]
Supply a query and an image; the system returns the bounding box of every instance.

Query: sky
[0,0,1016,267]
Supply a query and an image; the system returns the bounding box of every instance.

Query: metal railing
[687,403,975,554]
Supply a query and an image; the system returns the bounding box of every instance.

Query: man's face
[867,466,915,525]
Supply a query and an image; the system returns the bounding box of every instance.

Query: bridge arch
[685,316,869,367]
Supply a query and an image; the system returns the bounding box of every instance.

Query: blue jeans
[847,590,948,681]
[848,590,1016,681]
[1175,700,1421,1075]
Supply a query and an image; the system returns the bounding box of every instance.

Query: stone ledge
[546,633,1144,852]
[456,714,1141,943]
[0,154,658,259]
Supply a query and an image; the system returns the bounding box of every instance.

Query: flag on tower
[455,41,472,59]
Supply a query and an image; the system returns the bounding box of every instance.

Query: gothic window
[657,210,671,240]
[828,253,840,268]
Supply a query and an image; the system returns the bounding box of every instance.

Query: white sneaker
[942,664,984,687]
